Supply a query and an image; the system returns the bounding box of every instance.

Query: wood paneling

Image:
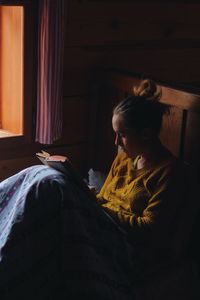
[56,96,90,144]
[183,111,200,167]
[159,107,183,157]
[108,48,200,84]
[63,48,109,95]
[66,2,200,46]
[63,46,200,96]
[63,0,200,98]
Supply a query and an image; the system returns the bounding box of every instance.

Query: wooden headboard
[91,69,200,177]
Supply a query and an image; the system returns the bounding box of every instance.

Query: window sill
[0,130,21,138]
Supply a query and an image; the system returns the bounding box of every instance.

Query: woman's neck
[137,140,171,170]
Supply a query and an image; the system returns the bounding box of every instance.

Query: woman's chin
[118,146,125,153]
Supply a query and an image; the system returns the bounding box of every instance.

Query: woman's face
[112,113,145,159]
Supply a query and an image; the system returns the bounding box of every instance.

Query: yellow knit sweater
[97,150,196,260]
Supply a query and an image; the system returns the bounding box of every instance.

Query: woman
[0,79,199,299]
[96,79,199,299]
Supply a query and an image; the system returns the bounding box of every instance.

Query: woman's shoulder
[152,154,197,187]
[145,152,178,184]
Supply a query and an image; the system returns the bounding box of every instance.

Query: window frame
[0,0,37,149]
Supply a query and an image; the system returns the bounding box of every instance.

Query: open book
[36,150,89,192]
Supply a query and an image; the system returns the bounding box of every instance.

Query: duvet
[0,165,135,300]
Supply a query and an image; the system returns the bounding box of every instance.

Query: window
[0,2,37,145]
[0,5,23,137]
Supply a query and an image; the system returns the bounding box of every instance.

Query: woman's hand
[88,185,96,194]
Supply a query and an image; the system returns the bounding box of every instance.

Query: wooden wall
[63,0,200,173]
[64,0,200,92]
[0,0,200,180]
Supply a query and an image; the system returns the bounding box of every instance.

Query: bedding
[0,165,135,299]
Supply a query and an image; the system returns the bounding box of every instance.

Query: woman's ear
[141,128,156,141]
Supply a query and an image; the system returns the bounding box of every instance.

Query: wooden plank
[183,111,200,167]
[159,107,183,157]
[106,48,200,84]
[63,47,108,95]
[161,88,200,112]
[55,96,90,144]
[66,1,200,46]
[63,47,200,96]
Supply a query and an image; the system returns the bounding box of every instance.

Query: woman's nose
[115,134,121,146]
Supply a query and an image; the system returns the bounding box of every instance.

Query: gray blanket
[0,165,135,299]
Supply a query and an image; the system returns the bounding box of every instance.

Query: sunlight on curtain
[36,0,65,144]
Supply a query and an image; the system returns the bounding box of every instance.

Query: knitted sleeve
[104,164,180,237]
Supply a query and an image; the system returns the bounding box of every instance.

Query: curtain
[36,0,65,144]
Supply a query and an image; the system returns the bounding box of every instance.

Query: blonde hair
[133,79,162,100]
[113,79,169,134]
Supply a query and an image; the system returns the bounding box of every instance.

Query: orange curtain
[36,0,65,144]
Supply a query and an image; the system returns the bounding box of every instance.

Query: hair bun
[133,79,161,101]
